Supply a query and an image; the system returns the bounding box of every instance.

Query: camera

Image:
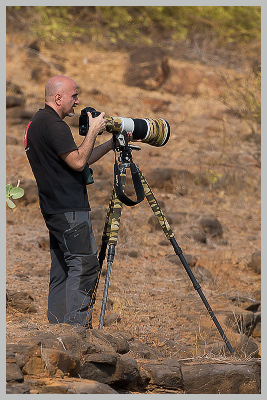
[79,107,170,147]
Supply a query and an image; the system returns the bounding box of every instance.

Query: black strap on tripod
[114,158,145,206]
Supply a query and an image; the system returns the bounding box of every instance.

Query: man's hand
[87,111,107,137]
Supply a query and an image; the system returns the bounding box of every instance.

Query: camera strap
[114,159,145,206]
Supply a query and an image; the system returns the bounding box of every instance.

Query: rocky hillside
[6,29,261,394]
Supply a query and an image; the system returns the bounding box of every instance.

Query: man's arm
[60,112,107,171]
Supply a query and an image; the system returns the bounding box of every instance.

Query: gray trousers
[43,211,100,328]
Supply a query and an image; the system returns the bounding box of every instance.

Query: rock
[6,356,24,383]
[120,248,139,258]
[199,216,223,237]
[22,353,46,376]
[6,80,23,95]
[6,95,24,108]
[18,109,36,120]
[28,39,41,52]
[148,214,173,231]
[193,265,213,283]
[192,231,207,243]
[124,46,170,91]
[129,340,162,360]
[31,63,52,82]
[145,167,196,195]
[181,360,260,394]
[67,380,118,394]
[141,359,183,390]
[38,236,50,251]
[167,253,197,268]
[6,136,19,145]
[237,334,260,358]
[6,343,41,369]
[91,329,130,354]
[229,295,261,312]
[223,306,260,336]
[6,383,31,394]
[103,312,121,327]
[252,321,261,338]
[80,353,118,384]
[85,330,118,355]
[247,251,261,274]
[163,62,211,96]
[41,348,81,377]
[6,290,37,313]
[113,354,141,388]
[19,178,38,205]
[141,96,171,112]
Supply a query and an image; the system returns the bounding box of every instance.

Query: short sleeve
[45,120,78,156]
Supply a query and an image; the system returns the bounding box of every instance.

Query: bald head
[45,75,79,119]
[45,75,76,102]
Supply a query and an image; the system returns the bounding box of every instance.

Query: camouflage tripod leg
[139,170,235,355]
[88,187,116,311]
[98,173,126,329]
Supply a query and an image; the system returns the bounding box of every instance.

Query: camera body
[79,107,101,136]
[79,107,170,147]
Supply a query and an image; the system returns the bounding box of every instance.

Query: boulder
[124,46,170,91]
[181,360,260,394]
[199,216,223,237]
[141,359,183,390]
[247,251,261,274]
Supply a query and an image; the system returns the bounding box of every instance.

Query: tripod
[91,132,235,356]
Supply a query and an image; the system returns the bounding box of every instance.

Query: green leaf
[9,187,24,199]
[6,198,16,208]
[6,184,13,197]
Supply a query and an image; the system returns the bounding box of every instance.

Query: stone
[6,360,24,383]
[141,359,183,390]
[145,167,195,195]
[113,354,141,388]
[192,231,207,243]
[41,348,81,377]
[103,312,121,327]
[6,95,24,108]
[181,360,260,394]
[200,216,223,237]
[91,329,130,354]
[6,290,37,313]
[6,136,19,145]
[6,383,31,394]
[129,340,162,360]
[19,178,39,205]
[124,46,170,91]
[194,265,213,282]
[38,236,50,251]
[247,251,261,274]
[167,253,197,268]
[67,380,118,394]
[80,353,118,384]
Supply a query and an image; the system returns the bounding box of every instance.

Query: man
[24,75,114,328]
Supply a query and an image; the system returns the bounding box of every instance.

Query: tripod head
[112,130,141,165]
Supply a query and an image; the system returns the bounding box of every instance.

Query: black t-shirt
[24,104,90,214]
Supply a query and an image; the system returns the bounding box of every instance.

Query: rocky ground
[6,32,261,394]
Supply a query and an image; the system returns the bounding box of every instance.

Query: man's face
[61,81,79,118]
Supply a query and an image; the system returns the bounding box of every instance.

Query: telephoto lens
[79,107,170,147]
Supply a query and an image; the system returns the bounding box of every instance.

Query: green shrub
[6,183,24,209]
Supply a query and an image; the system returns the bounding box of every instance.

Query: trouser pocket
[63,221,92,256]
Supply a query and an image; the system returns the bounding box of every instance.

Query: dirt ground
[6,32,261,360]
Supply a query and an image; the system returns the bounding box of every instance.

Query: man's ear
[55,94,61,105]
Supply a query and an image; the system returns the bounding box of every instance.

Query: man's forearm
[87,138,113,165]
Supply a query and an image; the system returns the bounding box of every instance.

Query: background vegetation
[7,6,261,47]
